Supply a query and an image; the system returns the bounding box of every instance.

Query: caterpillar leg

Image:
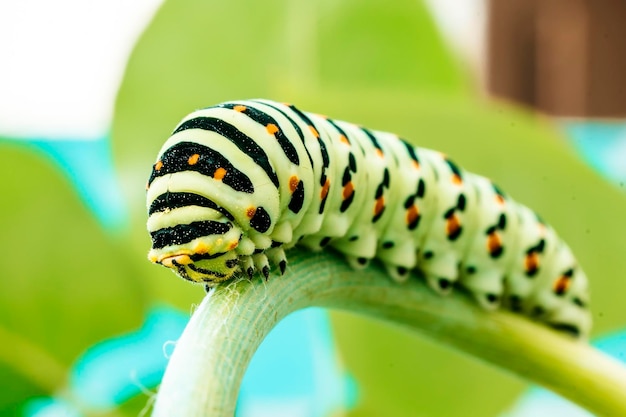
[461,269,504,310]
[377,240,418,284]
[239,249,287,281]
[383,262,412,283]
[345,255,371,270]
[240,255,255,279]
[423,274,455,295]
[418,250,459,295]
[334,232,377,271]
[467,288,503,310]
[266,247,288,275]
[472,291,502,310]
[271,222,294,246]
[252,253,270,280]
[243,248,288,280]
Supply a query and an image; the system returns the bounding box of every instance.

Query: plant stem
[152,248,626,417]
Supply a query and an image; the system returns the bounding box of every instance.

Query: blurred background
[2,0,626,416]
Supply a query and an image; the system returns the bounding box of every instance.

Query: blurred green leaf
[316,0,468,92]
[0,365,40,415]
[0,144,148,410]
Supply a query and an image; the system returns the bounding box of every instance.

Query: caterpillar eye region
[146,192,245,284]
[160,254,193,268]
[150,249,240,284]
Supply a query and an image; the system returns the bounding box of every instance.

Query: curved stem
[152,248,626,417]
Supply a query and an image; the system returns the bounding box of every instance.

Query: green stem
[152,248,626,417]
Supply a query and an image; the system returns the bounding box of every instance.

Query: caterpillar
[146,99,591,338]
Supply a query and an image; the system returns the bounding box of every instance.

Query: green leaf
[0,144,147,408]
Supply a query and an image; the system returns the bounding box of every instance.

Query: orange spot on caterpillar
[339,135,349,145]
[452,174,462,185]
[406,205,419,226]
[446,214,461,237]
[487,232,502,256]
[553,275,571,295]
[495,194,505,205]
[525,252,539,275]
[266,123,279,135]
[289,175,299,193]
[342,182,354,200]
[412,160,420,169]
[320,179,330,200]
[214,167,227,180]
[246,207,256,218]
[227,240,239,250]
[373,197,385,216]
[376,148,384,158]
[194,241,210,254]
[309,125,319,138]
[234,105,247,112]
[162,254,192,267]
[188,153,200,165]
[155,160,163,171]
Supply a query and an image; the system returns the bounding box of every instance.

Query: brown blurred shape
[487,0,626,117]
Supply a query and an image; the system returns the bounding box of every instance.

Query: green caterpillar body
[146,99,591,337]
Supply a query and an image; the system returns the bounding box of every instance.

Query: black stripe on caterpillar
[146,99,591,338]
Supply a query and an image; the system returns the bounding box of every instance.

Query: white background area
[0,0,163,140]
[0,1,485,140]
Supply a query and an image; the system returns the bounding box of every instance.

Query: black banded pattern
[148,141,254,193]
[219,102,300,165]
[150,220,232,249]
[173,117,280,188]
[149,192,235,221]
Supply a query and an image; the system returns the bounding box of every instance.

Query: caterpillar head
[147,207,243,285]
